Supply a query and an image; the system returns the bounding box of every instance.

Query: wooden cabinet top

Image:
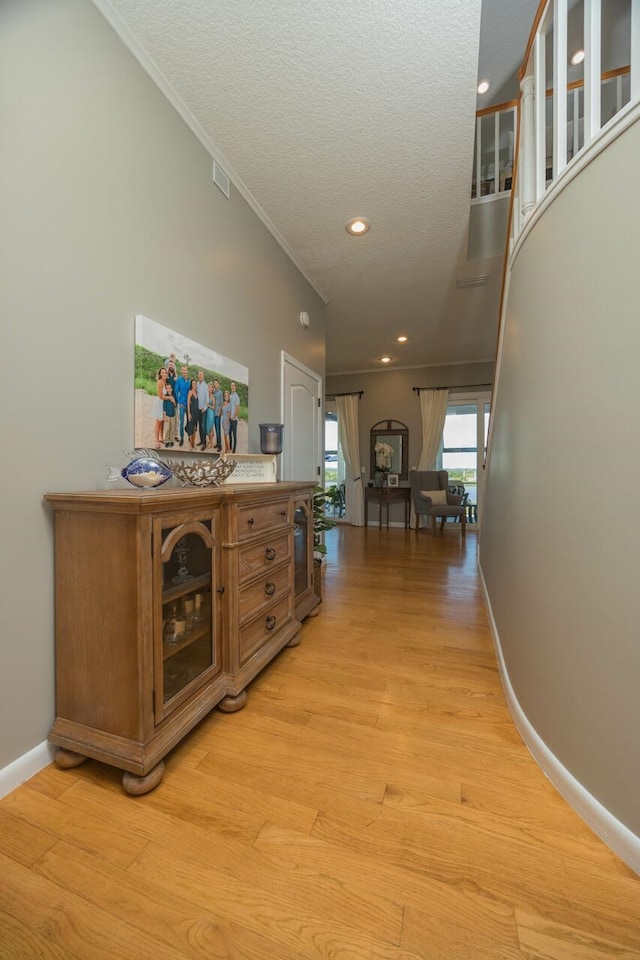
[44,481,316,514]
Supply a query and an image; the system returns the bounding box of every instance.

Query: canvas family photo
[134,315,249,454]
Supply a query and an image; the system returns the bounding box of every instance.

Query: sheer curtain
[417,388,449,469]
[336,395,364,526]
[411,388,449,529]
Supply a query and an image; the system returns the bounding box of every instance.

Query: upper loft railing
[473,0,638,215]
[510,0,639,249]
[482,0,639,506]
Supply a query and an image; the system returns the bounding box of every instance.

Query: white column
[632,0,640,99]
[553,0,568,177]
[520,74,536,218]
[584,0,601,144]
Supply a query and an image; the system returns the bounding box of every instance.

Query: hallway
[1,525,639,958]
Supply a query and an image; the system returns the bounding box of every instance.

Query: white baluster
[495,110,500,192]
[584,0,601,144]
[554,0,568,176]
[572,87,580,158]
[475,116,481,198]
[534,27,547,199]
[617,75,623,113]
[632,0,640,99]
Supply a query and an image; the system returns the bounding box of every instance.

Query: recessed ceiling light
[378,356,392,364]
[477,80,491,95]
[397,336,408,342]
[345,218,370,236]
[570,49,585,65]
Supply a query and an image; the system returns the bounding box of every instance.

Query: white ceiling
[95,0,538,376]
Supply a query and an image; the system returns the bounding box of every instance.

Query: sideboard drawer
[238,531,290,584]
[236,499,290,540]
[239,595,291,664]
[238,562,291,625]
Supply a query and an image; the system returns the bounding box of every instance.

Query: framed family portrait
[134,315,249,454]
[387,473,399,487]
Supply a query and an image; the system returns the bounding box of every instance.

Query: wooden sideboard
[44,482,318,794]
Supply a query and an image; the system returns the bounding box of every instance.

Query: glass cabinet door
[293,503,310,598]
[156,515,219,718]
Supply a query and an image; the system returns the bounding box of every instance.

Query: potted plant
[312,486,336,601]
[325,484,342,516]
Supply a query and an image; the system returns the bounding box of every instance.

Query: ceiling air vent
[212,161,230,199]
[456,275,488,289]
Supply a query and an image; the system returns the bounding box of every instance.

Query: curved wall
[480,112,640,849]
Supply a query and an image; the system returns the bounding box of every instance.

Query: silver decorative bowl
[166,457,237,487]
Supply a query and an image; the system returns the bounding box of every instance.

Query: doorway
[280,352,322,483]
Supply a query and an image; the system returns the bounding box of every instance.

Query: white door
[281,352,322,482]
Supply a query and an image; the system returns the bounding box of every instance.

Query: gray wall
[480,117,640,834]
[326,363,494,522]
[0,0,325,771]
[468,197,510,260]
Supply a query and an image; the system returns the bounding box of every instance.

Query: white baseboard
[478,563,640,877]
[0,741,55,799]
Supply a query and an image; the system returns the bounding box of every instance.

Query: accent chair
[409,469,466,538]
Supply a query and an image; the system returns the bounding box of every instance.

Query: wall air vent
[212,161,230,199]
[456,275,488,289]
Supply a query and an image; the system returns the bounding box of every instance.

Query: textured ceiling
[95,0,537,375]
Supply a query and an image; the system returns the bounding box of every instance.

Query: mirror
[370,420,409,480]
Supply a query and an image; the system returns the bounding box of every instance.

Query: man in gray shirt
[196,370,209,450]
[212,378,223,452]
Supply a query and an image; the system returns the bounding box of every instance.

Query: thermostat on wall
[299,311,310,328]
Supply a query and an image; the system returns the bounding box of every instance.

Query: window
[324,410,346,517]
[439,396,490,523]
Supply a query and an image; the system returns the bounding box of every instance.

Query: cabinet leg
[286,631,302,647]
[122,761,165,796]
[218,690,248,713]
[54,747,88,769]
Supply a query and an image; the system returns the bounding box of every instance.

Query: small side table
[365,486,411,528]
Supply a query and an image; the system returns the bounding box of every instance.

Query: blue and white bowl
[108,456,172,489]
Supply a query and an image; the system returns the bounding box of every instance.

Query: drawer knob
[216,586,225,595]
[246,517,255,526]
[264,581,276,597]
[280,510,287,518]
[265,547,276,561]
[266,615,277,631]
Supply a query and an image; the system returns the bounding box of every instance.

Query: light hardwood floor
[2,524,639,959]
